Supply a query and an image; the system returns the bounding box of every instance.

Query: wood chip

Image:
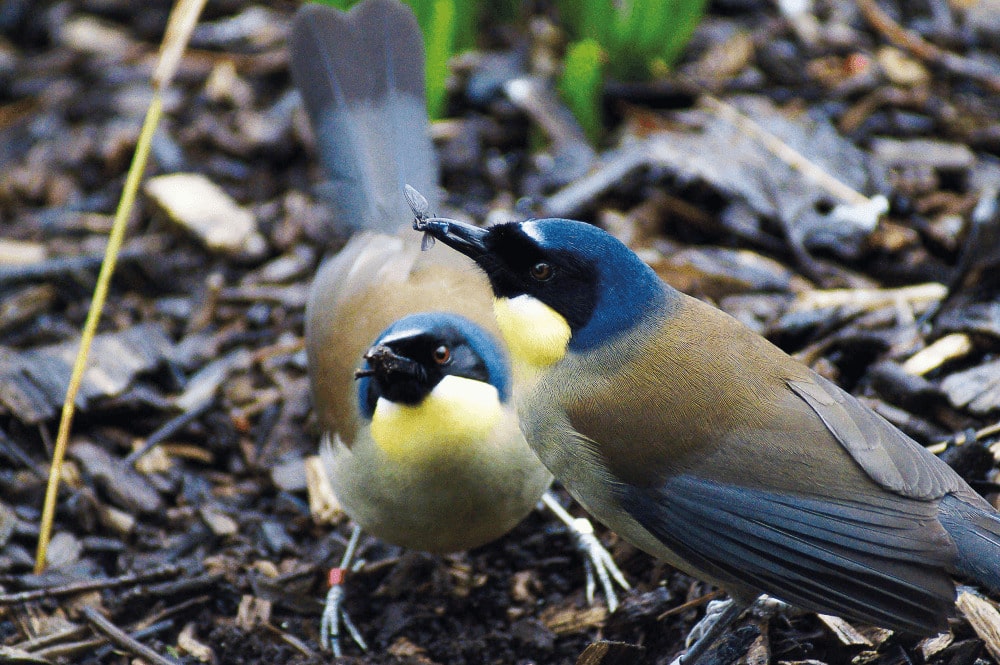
[654,247,811,299]
[510,570,539,604]
[576,640,645,665]
[199,506,238,537]
[875,47,931,87]
[816,614,872,646]
[941,360,1000,414]
[871,137,974,170]
[901,333,973,375]
[789,283,946,314]
[305,454,343,525]
[918,632,954,659]
[44,532,82,570]
[177,622,214,663]
[69,440,164,515]
[96,504,136,536]
[744,631,770,665]
[0,322,173,423]
[132,443,173,475]
[541,604,608,635]
[0,240,46,266]
[235,595,272,631]
[388,636,436,662]
[270,457,307,492]
[58,15,135,57]
[855,625,893,647]
[145,173,267,258]
[956,590,1000,662]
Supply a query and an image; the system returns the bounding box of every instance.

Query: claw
[541,491,631,612]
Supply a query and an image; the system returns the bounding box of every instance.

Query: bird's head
[417,217,667,368]
[355,312,511,461]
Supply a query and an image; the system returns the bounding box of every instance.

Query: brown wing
[566,291,970,503]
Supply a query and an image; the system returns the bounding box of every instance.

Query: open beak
[414,217,489,262]
[355,344,426,383]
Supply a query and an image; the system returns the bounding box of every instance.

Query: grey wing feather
[620,475,957,634]
[788,376,971,501]
[288,0,438,235]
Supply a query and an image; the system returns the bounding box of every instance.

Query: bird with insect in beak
[412,198,1000,664]
[288,0,628,655]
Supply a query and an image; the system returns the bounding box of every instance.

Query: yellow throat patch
[369,375,503,464]
[493,295,570,368]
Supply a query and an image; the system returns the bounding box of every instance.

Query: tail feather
[939,493,1000,592]
[288,0,438,235]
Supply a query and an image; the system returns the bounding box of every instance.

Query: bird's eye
[530,262,554,281]
[432,345,452,364]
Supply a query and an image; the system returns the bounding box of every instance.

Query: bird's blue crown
[357,312,511,418]
[513,219,670,352]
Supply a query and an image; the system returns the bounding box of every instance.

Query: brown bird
[416,211,1000,662]
[289,0,627,655]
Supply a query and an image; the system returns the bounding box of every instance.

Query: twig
[789,283,947,314]
[263,622,317,658]
[657,589,725,620]
[33,0,209,574]
[15,624,90,652]
[31,620,175,660]
[0,249,152,286]
[927,421,1000,456]
[700,95,872,208]
[93,619,177,660]
[855,0,1000,92]
[81,606,181,665]
[0,564,180,605]
[124,402,213,466]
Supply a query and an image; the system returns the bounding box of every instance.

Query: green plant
[559,0,706,79]
[557,0,707,140]
[559,38,605,144]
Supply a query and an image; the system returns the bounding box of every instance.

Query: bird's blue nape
[525,219,669,352]
[357,312,511,418]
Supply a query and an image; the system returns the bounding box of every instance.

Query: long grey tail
[288,0,438,236]
[939,493,1000,592]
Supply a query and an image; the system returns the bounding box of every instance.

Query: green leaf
[416,0,456,119]
[560,0,707,81]
[558,38,605,143]
[311,0,356,8]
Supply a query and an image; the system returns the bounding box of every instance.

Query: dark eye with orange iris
[433,345,451,364]
[530,262,553,281]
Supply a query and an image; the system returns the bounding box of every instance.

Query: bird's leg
[541,491,631,612]
[670,597,750,665]
[321,524,368,655]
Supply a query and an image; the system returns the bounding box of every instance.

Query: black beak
[414,217,489,262]
[355,344,426,383]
